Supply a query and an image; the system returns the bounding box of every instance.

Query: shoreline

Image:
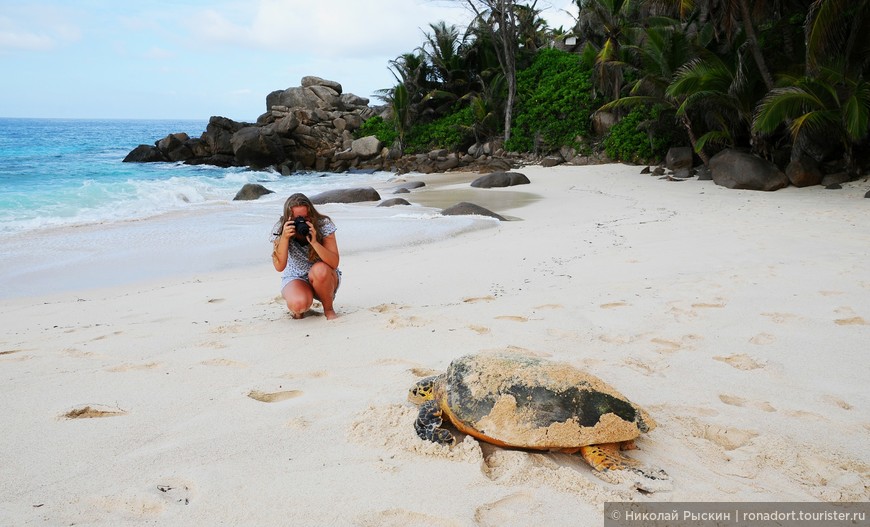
[1,163,868,525]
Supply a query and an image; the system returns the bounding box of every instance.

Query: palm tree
[575,0,637,104]
[804,0,870,77]
[754,67,870,175]
[753,0,870,175]
[643,0,780,90]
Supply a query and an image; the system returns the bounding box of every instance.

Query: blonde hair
[272,193,332,262]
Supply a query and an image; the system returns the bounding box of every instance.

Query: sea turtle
[408,352,667,484]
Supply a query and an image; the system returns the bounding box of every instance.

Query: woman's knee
[308,263,335,284]
[283,282,313,311]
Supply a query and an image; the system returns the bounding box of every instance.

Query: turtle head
[408,375,440,404]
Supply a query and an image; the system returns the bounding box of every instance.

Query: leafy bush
[354,116,397,145]
[506,48,599,153]
[405,106,475,153]
[602,105,683,163]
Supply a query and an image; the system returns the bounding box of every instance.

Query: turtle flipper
[579,443,638,472]
[415,400,456,445]
[579,443,670,490]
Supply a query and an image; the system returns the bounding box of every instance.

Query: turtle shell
[440,352,655,449]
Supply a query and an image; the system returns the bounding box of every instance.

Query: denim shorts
[281,269,341,298]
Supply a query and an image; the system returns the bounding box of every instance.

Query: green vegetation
[602,104,684,163]
[368,0,869,171]
[506,48,598,153]
[405,106,475,153]
[354,116,397,146]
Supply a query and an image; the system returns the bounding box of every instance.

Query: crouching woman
[272,193,341,320]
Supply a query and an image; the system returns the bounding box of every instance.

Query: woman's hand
[282,220,296,240]
[306,220,318,244]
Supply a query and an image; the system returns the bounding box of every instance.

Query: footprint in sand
[719,394,776,412]
[821,395,853,410]
[89,331,124,342]
[369,303,410,313]
[834,316,867,326]
[761,311,800,324]
[386,315,427,329]
[650,334,701,353]
[354,509,456,527]
[475,492,543,527]
[62,405,127,419]
[105,362,161,373]
[680,417,758,451]
[692,300,727,309]
[280,369,328,379]
[463,295,495,303]
[533,304,563,310]
[713,353,765,370]
[200,358,248,368]
[468,324,491,335]
[247,389,303,403]
[749,332,776,345]
[0,349,30,362]
[494,315,528,322]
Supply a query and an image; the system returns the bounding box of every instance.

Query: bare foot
[324,309,338,320]
[291,311,305,319]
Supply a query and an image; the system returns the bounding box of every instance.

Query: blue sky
[0,0,577,121]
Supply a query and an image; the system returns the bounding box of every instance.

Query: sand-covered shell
[440,353,655,449]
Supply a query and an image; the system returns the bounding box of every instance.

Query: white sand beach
[1,163,868,525]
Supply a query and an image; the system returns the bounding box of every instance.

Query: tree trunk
[681,114,710,165]
[738,0,775,91]
[465,0,518,143]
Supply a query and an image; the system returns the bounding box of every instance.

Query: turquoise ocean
[0,118,495,298]
[0,118,395,235]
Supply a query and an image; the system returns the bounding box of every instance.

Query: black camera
[293,216,310,245]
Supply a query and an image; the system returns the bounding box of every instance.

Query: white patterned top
[279,217,337,283]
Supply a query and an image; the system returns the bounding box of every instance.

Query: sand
[1,163,868,525]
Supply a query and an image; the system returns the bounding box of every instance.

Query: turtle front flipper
[415,400,456,445]
[579,443,670,491]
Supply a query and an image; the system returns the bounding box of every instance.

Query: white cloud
[187,0,469,57]
[0,10,81,53]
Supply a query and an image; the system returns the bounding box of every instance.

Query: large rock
[350,136,383,159]
[301,76,342,93]
[709,149,789,191]
[666,147,694,171]
[203,116,245,156]
[785,155,823,187]
[441,202,507,221]
[233,183,274,201]
[470,171,530,188]
[377,198,411,207]
[266,78,342,112]
[230,127,286,169]
[310,187,381,204]
[123,144,167,162]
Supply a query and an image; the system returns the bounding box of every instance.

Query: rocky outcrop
[709,149,789,191]
[124,76,524,176]
[309,187,381,204]
[470,171,530,188]
[233,183,274,201]
[441,202,507,221]
[124,77,378,173]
